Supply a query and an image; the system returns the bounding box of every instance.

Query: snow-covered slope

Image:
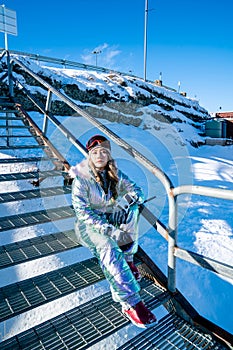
[11,56,209,147]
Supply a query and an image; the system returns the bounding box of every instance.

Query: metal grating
[0,145,46,150]
[0,185,71,204]
[0,230,80,269]
[117,313,227,350]
[0,111,19,115]
[0,116,23,120]
[0,156,57,164]
[0,125,31,128]
[0,293,126,350]
[0,104,15,109]
[0,169,63,182]
[0,205,75,232]
[0,134,35,138]
[0,281,169,350]
[0,257,105,322]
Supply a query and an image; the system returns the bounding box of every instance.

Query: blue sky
[1,0,233,112]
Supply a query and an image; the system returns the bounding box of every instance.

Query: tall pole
[144,0,148,81]
[2,5,8,50]
[4,32,8,50]
[92,50,101,67]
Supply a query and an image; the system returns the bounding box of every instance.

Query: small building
[216,112,233,139]
[205,111,233,139]
[216,111,233,122]
[205,119,226,138]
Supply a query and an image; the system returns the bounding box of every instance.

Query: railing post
[6,50,14,97]
[6,111,13,147]
[167,193,178,293]
[43,90,52,135]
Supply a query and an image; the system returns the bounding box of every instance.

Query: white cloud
[81,43,121,68]
[93,43,108,52]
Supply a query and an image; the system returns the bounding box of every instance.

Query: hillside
[8,55,210,147]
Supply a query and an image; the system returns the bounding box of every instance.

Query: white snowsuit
[70,159,144,306]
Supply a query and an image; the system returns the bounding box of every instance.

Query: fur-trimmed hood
[68,159,91,179]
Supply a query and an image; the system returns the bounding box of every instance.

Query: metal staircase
[0,52,232,349]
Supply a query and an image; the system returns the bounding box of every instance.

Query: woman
[70,134,157,328]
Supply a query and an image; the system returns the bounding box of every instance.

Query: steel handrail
[10,56,174,192]
[0,47,137,77]
[172,185,233,282]
[9,54,178,291]
[6,53,233,294]
[173,185,233,200]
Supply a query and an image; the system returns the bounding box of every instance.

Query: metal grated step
[0,169,63,182]
[0,257,104,322]
[0,156,57,164]
[0,125,31,128]
[0,230,80,269]
[0,116,23,120]
[0,205,75,232]
[0,97,10,101]
[117,313,226,350]
[0,145,47,150]
[0,134,36,138]
[0,107,16,114]
[0,185,71,204]
[0,280,169,350]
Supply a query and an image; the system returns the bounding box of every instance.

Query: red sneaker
[127,261,141,281]
[122,301,157,328]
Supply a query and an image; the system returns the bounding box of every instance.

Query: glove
[116,192,138,212]
[110,228,125,241]
[109,228,133,246]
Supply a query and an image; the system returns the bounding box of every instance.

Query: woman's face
[90,147,109,170]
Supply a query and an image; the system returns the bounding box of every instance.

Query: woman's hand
[109,228,133,246]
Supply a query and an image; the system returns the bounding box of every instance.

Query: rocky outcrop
[0,57,210,133]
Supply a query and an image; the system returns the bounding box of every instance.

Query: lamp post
[144,0,148,81]
[92,50,101,67]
